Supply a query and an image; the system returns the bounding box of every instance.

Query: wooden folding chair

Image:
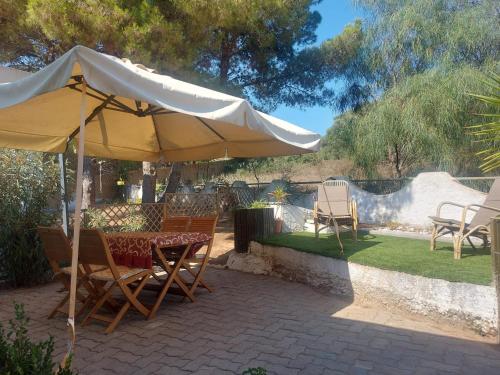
[79,229,153,334]
[157,214,195,288]
[182,216,218,295]
[37,227,100,319]
[161,215,191,232]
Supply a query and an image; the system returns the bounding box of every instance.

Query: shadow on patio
[1,266,499,375]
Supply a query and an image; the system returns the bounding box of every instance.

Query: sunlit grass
[262,231,492,285]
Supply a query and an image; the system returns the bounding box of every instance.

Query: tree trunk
[82,157,96,209]
[388,144,403,179]
[394,144,402,178]
[141,161,156,203]
[219,32,234,86]
[157,162,182,202]
[165,162,182,193]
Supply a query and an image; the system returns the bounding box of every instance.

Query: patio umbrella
[0,45,320,358]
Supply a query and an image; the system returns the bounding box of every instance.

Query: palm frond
[467,73,500,173]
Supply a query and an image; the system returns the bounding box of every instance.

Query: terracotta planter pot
[274,218,283,234]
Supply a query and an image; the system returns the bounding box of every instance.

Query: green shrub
[248,200,269,209]
[85,207,109,230]
[0,150,60,286]
[242,368,267,375]
[121,209,146,232]
[0,303,77,375]
[85,207,145,232]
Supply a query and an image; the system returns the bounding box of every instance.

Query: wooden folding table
[106,231,211,319]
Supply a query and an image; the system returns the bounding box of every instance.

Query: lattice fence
[164,193,218,216]
[217,186,238,212]
[231,187,255,207]
[216,186,263,210]
[83,193,217,232]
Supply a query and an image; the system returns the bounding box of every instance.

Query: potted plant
[269,186,289,234]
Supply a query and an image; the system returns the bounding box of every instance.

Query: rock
[226,251,272,275]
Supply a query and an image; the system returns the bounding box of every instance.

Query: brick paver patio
[1,268,499,374]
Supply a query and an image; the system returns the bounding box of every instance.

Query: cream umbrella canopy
[0,46,320,357]
[0,46,320,160]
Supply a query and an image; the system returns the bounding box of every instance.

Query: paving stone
[298,363,326,374]
[209,358,241,372]
[1,268,498,375]
[155,365,191,374]
[354,359,373,370]
[111,350,141,364]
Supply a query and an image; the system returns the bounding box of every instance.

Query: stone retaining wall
[226,242,497,335]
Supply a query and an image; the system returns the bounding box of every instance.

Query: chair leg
[352,220,357,242]
[48,277,90,319]
[189,261,213,294]
[76,295,94,319]
[92,279,120,312]
[430,225,438,251]
[82,282,116,327]
[48,293,70,319]
[149,252,191,319]
[105,277,151,333]
[182,261,213,293]
[453,235,463,260]
[105,301,131,334]
[466,236,477,251]
[332,219,344,255]
[314,218,319,239]
[118,276,151,317]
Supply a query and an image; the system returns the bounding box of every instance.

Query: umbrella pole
[63,79,87,367]
[58,153,69,235]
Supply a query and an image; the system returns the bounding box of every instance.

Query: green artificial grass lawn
[261,231,492,286]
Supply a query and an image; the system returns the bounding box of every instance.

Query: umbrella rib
[150,114,163,152]
[195,116,226,141]
[86,86,135,113]
[101,106,133,114]
[67,80,136,114]
[143,107,176,116]
[68,79,189,118]
[66,95,116,143]
[66,84,108,103]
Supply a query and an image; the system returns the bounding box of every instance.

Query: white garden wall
[270,172,487,230]
[350,172,486,227]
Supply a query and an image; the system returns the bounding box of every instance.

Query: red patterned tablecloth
[106,232,211,269]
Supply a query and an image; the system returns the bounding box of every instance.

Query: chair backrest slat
[37,227,72,264]
[79,229,111,266]
[187,216,218,235]
[162,216,191,232]
[317,181,350,217]
[470,178,500,227]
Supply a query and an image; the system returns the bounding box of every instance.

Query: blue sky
[271,0,361,135]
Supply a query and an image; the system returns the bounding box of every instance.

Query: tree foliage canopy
[0,0,340,110]
[0,150,60,286]
[324,0,499,177]
[348,66,494,177]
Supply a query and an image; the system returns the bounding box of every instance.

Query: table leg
[149,244,195,319]
[154,246,195,300]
